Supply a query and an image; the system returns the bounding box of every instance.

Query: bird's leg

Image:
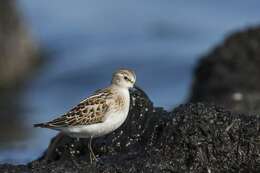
[88,136,97,163]
[88,138,92,164]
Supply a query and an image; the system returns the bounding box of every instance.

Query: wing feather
[35,88,113,128]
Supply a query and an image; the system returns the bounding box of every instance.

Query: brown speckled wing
[41,88,113,128]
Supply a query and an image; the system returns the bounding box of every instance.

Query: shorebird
[34,69,136,163]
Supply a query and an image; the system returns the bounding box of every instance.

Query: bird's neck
[111,84,129,91]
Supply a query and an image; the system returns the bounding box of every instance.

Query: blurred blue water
[1,0,260,164]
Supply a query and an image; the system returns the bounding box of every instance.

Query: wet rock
[189,26,260,114]
[2,88,260,172]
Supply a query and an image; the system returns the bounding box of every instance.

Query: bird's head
[112,68,136,89]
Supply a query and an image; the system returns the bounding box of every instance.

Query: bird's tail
[34,123,48,128]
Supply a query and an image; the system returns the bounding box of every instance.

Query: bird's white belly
[63,111,128,138]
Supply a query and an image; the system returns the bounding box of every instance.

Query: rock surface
[189,26,260,114]
[1,88,260,173]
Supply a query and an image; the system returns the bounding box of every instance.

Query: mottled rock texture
[190,26,260,114]
[1,88,260,173]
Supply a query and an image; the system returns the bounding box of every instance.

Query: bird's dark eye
[124,76,128,80]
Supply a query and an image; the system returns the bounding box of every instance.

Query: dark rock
[189,26,260,114]
[2,88,260,172]
[0,164,29,173]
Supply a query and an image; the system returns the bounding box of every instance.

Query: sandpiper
[34,68,136,163]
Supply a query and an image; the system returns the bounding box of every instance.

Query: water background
[1,0,260,164]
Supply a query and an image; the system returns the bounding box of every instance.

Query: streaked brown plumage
[34,88,120,128]
[33,68,136,163]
